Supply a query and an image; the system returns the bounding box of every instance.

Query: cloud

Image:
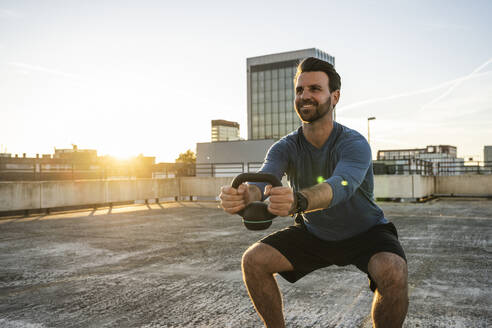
[336,59,492,160]
[8,62,85,81]
[338,58,492,114]
[421,22,471,32]
[419,57,492,112]
[0,8,22,19]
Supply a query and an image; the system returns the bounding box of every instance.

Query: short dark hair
[294,57,341,92]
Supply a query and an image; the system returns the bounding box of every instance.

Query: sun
[99,147,137,162]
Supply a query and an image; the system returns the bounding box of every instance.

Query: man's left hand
[264,185,295,217]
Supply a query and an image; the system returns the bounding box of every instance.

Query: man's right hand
[219,183,251,214]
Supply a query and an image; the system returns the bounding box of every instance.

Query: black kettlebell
[231,173,282,230]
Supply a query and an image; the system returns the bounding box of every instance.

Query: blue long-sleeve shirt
[256,121,387,241]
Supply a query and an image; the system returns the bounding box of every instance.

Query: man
[220,57,408,328]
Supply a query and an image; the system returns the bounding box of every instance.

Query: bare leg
[241,242,294,328]
[368,252,409,328]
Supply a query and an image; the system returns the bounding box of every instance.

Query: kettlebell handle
[231,173,282,189]
[231,173,282,228]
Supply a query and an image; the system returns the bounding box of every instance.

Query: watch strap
[294,191,308,214]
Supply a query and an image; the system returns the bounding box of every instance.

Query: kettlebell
[231,173,282,230]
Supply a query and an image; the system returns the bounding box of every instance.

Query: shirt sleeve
[250,140,289,200]
[324,137,371,207]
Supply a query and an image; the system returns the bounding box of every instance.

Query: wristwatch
[292,191,308,214]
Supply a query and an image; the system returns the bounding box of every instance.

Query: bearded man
[220,57,408,328]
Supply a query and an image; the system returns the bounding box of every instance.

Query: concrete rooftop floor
[0,198,490,327]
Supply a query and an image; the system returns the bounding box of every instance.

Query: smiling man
[220,57,408,328]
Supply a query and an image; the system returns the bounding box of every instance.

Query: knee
[242,243,266,274]
[242,242,292,275]
[369,252,408,294]
[241,245,257,272]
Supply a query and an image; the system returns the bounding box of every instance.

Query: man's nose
[300,89,312,100]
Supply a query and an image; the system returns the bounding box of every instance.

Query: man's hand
[264,185,295,217]
[219,183,251,214]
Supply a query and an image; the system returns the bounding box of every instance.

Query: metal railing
[373,160,492,176]
[247,162,263,173]
[3,158,491,181]
[195,162,264,177]
[0,161,196,181]
[196,160,492,177]
[195,163,245,177]
[373,159,434,176]
[436,161,492,175]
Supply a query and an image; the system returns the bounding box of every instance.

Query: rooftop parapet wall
[1,175,491,213]
[0,181,41,211]
[373,175,435,199]
[0,178,231,212]
[436,174,492,196]
[179,177,232,198]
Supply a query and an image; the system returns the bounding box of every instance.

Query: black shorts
[260,218,406,292]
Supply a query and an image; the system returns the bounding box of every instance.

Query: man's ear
[331,90,341,106]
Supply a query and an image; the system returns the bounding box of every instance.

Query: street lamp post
[367,117,376,145]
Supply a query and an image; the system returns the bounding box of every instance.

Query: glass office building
[211,119,240,142]
[247,48,335,140]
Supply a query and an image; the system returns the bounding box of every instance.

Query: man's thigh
[259,224,335,283]
[349,222,407,291]
[242,242,294,274]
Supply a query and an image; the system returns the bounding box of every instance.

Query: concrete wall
[373,175,434,199]
[436,175,492,196]
[412,175,435,198]
[374,175,413,198]
[0,179,181,212]
[41,180,106,208]
[179,177,232,198]
[1,175,491,212]
[0,182,41,212]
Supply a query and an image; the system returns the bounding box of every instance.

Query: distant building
[485,146,492,167]
[376,145,464,175]
[54,144,97,162]
[377,145,457,161]
[0,145,156,181]
[211,120,240,142]
[196,139,276,177]
[247,48,335,140]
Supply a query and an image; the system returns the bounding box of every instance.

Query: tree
[175,149,196,164]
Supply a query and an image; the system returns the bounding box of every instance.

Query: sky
[1,0,491,162]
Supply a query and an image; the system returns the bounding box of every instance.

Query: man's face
[294,71,337,123]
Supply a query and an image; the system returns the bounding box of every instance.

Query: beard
[295,97,332,123]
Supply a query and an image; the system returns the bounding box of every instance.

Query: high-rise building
[247,48,335,140]
[211,120,240,142]
[485,146,492,167]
